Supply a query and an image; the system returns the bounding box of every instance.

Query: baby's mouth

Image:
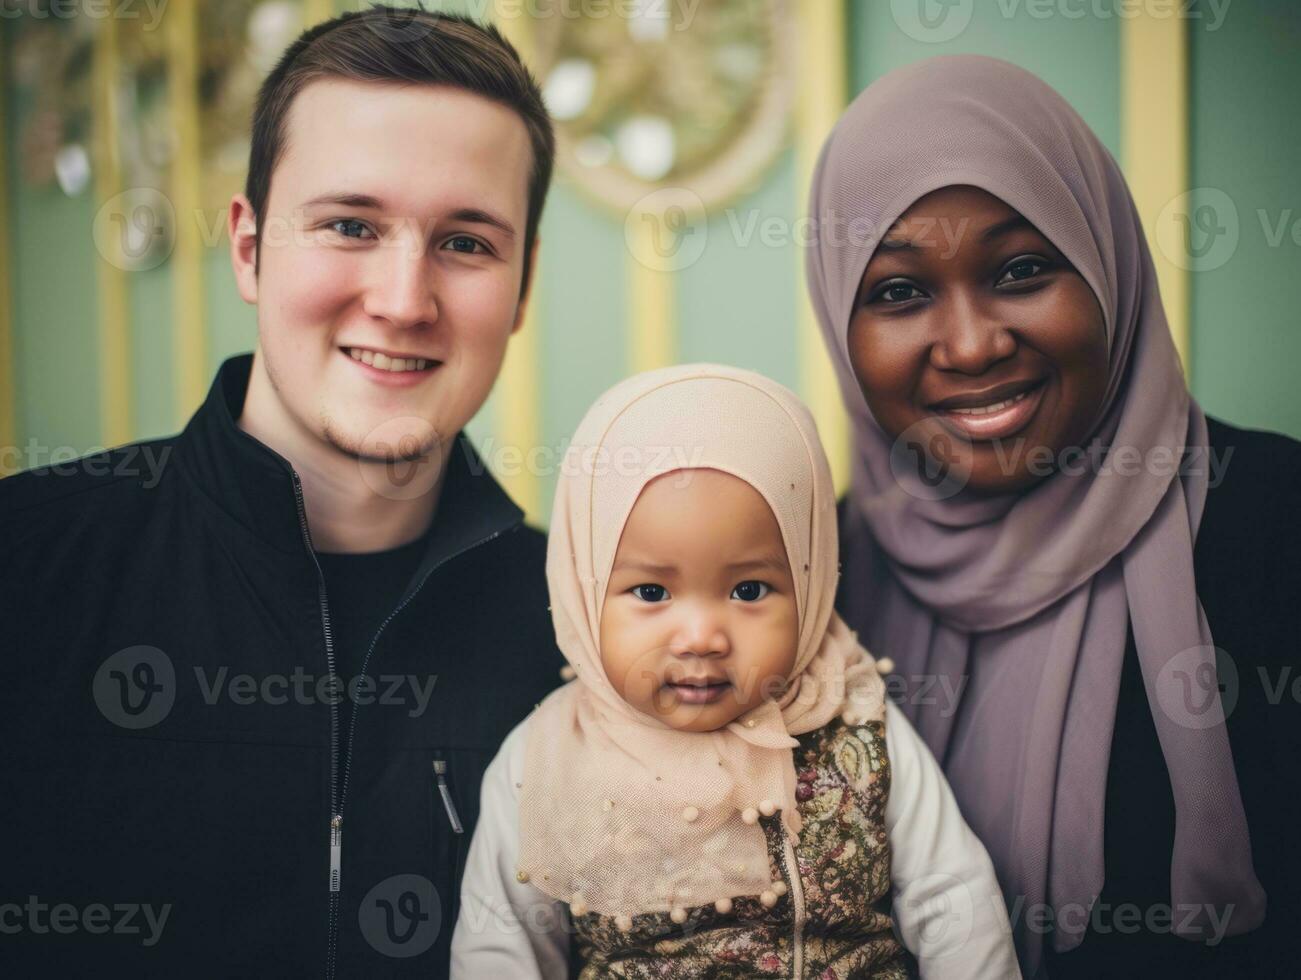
[664,677,732,705]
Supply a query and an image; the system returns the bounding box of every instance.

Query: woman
[806,55,1300,978]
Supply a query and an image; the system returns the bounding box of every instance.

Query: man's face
[238,78,533,462]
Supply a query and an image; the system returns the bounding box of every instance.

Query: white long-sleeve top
[451,700,1021,979]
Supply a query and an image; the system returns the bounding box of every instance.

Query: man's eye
[997,257,1047,285]
[631,584,669,603]
[870,280,924,305]
[444,236,486,254]
[731,581,770,602]
[328,219,374,240]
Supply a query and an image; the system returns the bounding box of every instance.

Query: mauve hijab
[805,55,1265,973]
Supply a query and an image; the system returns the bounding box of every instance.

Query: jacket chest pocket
[430,750,467,924]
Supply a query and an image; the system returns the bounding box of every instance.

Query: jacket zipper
[778,827,806,980]
[290,475,344,978]
[291,469,513,978]
[433,759,464,834]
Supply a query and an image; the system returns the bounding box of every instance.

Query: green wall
[3,1,1299,494]
[1188,0,1301,436]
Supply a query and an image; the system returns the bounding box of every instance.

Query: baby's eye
[630,584,669,603]
[731,581,770,602]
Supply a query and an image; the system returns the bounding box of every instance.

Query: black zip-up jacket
[0,354,564,977]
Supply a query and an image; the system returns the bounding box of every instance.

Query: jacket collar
[174,354,524,563]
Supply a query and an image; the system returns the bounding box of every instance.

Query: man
[0,8,561,976]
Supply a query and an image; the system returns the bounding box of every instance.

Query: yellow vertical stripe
[0,34,16,473]
[168,0,207,422]
[795,0,849,495]
[494,1,543,524]
[626,214,676,374]
[92,6,132,447]
[1122,10,1190,372]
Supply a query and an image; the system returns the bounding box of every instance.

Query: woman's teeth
[346,348,430,372]
[945,389,1032,416]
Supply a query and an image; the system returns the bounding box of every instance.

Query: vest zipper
[291,467,514,978]
[779,828,806,979]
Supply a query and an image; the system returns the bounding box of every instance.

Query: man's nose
[362,235,439,329]
[929,290,1016,374]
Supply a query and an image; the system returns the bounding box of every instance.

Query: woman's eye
[731,581,770,602]
[998,257,1047,285]
[870,280,924,305]
[328,219,374,240]
[444,236,486,254]
[631,584,669,603]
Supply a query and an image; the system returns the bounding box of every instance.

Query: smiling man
[1,7,561,977]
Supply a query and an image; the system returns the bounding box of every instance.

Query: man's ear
[511,237,541,335]
[229,193,259,304]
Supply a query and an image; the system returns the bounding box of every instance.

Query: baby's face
[599,468,799,732]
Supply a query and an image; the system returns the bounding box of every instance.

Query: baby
[451,364,1019,978]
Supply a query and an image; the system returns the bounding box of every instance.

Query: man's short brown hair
[246,3,555,294]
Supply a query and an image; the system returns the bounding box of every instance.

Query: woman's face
[847,185,1109,495]
[599,468,799,733]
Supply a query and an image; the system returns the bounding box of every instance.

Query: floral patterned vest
[572,717,916,978]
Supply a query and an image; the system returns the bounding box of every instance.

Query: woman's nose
[929,291,1016,374]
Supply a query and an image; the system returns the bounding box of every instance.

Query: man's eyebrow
[297,197,517,238]
[448,207,517,239]
[301,192,385,209]
[980,214,1034,242]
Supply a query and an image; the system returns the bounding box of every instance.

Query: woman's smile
[927,377,1047,441]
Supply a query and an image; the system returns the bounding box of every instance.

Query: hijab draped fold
[518,364,886,920]
[806,54,1264,972]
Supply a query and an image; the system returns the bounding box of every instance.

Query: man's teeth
[346,348,430,372]
[946,390,1031,416]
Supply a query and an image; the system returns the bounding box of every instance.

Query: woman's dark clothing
[837,417,1301,979]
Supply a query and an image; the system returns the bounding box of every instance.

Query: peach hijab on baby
[516,363,886,923]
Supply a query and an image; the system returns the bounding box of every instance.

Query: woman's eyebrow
[980,214,1034,242]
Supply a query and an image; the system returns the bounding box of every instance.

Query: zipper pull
[433,760,464,834]
[329,814,343,893]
